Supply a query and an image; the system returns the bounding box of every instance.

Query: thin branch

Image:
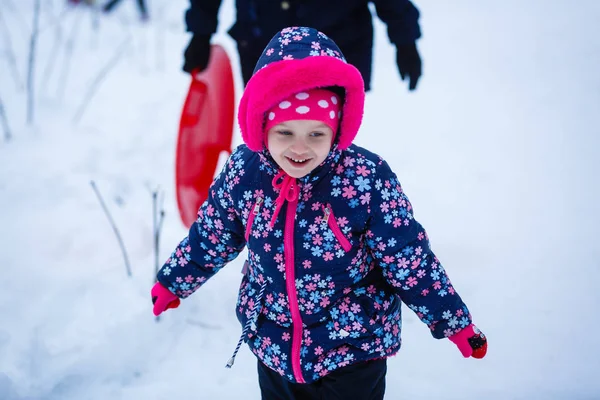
[72,37,130,124]
[26,0,42,125]
[0,7,24,90]
[0,96,12,142]
[56,8,83,100]
[90,180,132,277]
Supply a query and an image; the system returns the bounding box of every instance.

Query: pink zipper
[245,197,263,241]
[322,204,352,252]
[284,197,305,383]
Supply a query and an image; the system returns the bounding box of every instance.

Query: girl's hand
[449,324,487,359]
[151,282,181,316]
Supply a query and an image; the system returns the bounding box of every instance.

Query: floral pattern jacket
[157,143,471,383]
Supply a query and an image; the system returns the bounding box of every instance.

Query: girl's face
[266,120,334,178]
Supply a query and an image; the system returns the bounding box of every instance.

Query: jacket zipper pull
[253,197,263,215]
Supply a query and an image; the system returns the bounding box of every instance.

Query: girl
[152,26,487,400]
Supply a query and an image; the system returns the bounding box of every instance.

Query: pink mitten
[151,282,181,316]
[449,324,487,359]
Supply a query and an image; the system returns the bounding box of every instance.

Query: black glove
[183,34,211,74]
[396,42,422,91]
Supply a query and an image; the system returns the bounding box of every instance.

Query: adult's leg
[319,358,387,400]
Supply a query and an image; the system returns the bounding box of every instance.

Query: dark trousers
[258,358,386,400]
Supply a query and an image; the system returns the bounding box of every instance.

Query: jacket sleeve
[185,0,222,35]
[156,151,246,298]
[366,159,472,338]
[370,0,421,45]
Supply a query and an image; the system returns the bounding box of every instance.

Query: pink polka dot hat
[238,27,365,152]
[263,89,342,134]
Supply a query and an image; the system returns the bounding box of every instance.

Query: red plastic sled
[176,44,235,228]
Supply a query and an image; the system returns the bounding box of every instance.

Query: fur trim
[239,56,365,152]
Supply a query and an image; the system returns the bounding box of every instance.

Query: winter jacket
[185,0,421,88]
[157,144,472,383]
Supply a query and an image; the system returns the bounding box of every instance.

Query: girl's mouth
[286,156,311,166]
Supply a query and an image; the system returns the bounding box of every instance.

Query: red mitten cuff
[449,324,487,359]
[151,282,181,316]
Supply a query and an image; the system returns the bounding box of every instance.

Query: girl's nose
[289,137,309,154]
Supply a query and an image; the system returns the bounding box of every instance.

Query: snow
[1,0,599,399]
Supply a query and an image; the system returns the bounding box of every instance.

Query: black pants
[258,358,386,400]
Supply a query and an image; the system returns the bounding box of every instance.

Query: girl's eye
[277,130,293,136]
[310,131,325,137]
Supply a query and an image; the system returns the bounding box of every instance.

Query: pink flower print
[306,282,317,292]
[311,41,321,50]
[293,35,302,41]
[343,157,355,167]
[361,343,371,351]
[393,218,402,228]
[339,302,349,313]
[185,275,194,283]
[303,260,312,269]
[178,257,188,267]
[315,346,324,355]
[329,281,335,289]
[448,287,455,295]
[360,193,371,205]
[356,165,370,177]
[384,180,391,188]
[417,269,426,278]
[411,259,421,269]
[336,216,348,227]
[313,274,321,282]
[277,313,288,323]
[283,54,294,60]
[389,200,397,209]
[383,255,395,264]
[277,263,285,273]
[313,234,323,246]
[421,289,429,296]
[456,309,464,317]
[398,258,409,268]
[415,246,423,256]
[320,296,330,307]
[314,364,323,373]
[232,176,240,185]
[266,293,274,304]
[206,204,215,216]
[323,252,334,261]
[367,285,377,294]
[338,345,349,356]
[417,232,425,240]
[281,38,290,45]
[308,224,318,234]
[342,186,357,199]
[175,248,183,257]
[282,332,291,341]
[380,202,389,213]
[274,253,283,263]
[304,336,313,346]
[335,165,344,174]
[264,243,271,252]
[261,208,271,220]
[407,277,418,287]
[214,219,224,230]
[404,219,410,226]
[377,242,386,252]
[433,281,442,290]
[281,27,293,34]
[266,48,274,56]
[350,303,361,313]
[209,233,219,244]
[311,202,321,211]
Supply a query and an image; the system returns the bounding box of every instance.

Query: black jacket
[186,0,421,89]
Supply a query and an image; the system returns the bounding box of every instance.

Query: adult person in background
[182,0,423,92]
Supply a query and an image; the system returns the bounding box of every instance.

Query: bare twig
[56,8,83,100]
[26,0,42,125]
[90,180,132,277]
[0,96,12,142]
[0,8,24,90]
[72,37,130,124]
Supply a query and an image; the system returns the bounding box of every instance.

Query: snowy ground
[1,0,599,399]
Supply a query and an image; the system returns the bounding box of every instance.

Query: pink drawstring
[269,170,299,228]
